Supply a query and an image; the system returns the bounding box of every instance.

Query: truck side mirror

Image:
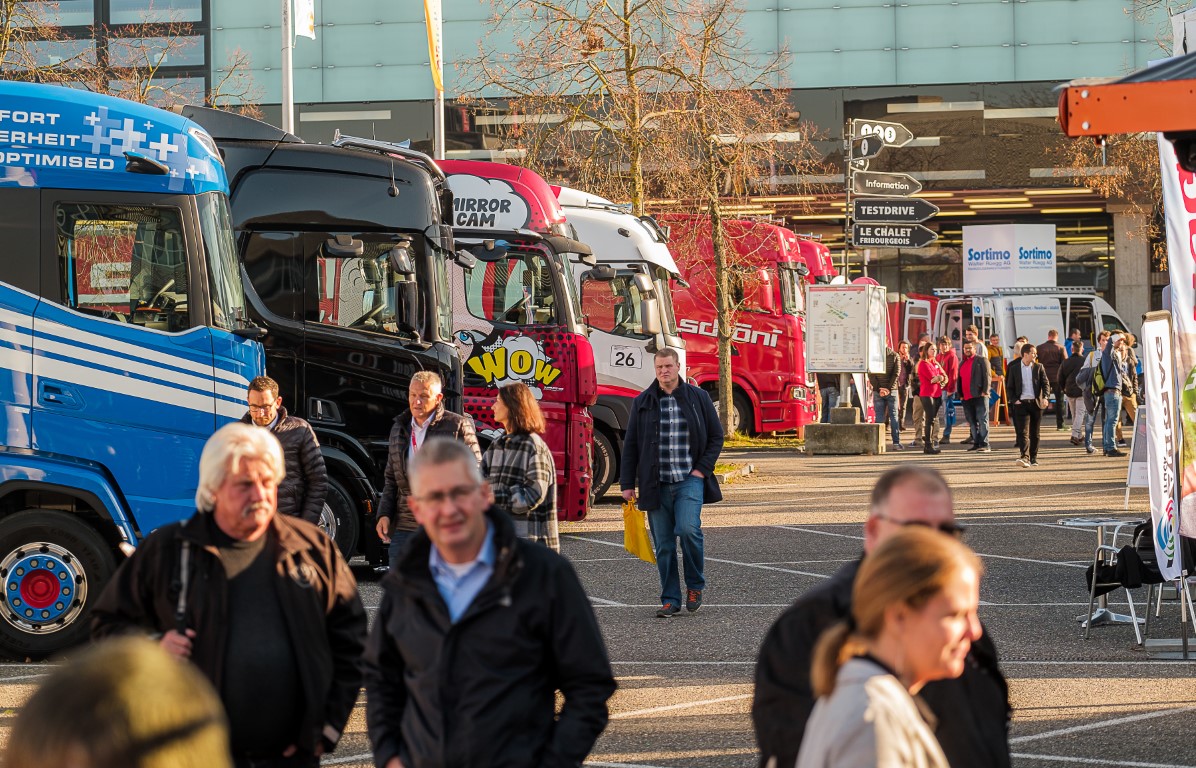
[585,264,617,281]
[388,243,415,275]
[325,234,364,257]
[754,270,776,313]
[641,296,663,336]
[577,252,598,267]
[632,272,654,295]
[397,281,419,333]
[454,249,477,270]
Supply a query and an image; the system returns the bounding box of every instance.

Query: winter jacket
[620,381,724,512]
[91,512,367,755]
[240,407,327,523]
[752,559,1011,768]
[917,359,945,398]
[378,405,482,532]
[1004,359,1051,403]
[797,657,949,768]
[958,353,992,401]
[1035,340,1067,383]
[482,431,558,551]
[1059,351,1087,398]
[868,348,901,393]
[1100,338,1126,394]
[363,508,616,768]
[937,349,959,395]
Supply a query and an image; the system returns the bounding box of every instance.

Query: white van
[905,287,1132,360]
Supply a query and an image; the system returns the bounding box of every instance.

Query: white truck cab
[906,286,1131,360]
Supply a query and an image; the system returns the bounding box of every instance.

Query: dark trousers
[1055,389,1066,429]
[920,395,942,447]
[234,752,319,768]
[1012,401,1043,461]
[962,397,989,449]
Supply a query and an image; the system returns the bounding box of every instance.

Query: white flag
[424,0,444,93]
[1142,313,1184,580]
[294,0,315,40]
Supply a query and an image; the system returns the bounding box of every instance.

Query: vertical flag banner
[1142,314,1184,579]
[424,0,444,93]
[295,0,316,40]
[1158,133,1196,538]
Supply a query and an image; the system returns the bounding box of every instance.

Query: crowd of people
[827,327,1141,467]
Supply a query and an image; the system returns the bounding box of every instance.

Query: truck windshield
[463,241,576,329]
[197,192,248,331]
[654,267,679,335]
[314,236,421,341]
[581,274,650,338]
[779,266,804,316]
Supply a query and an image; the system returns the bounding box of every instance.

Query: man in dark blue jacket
[621,348,724,617]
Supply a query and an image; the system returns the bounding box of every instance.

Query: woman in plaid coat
[482,382,559,551]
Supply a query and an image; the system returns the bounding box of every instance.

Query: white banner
[962,224,1057,293]
[294,0,315,40]
[424,0,444,93]
[1142,315,1184,580]
[1158,132,1196,539]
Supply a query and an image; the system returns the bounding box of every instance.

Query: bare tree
[0,0,91,82]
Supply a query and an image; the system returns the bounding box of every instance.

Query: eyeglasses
[412,483,479,506]
[874,512,966,538]
[247,404,275,412]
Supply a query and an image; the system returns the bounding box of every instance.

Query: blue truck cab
[0,82,263,658]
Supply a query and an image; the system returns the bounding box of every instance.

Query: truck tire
[318,478,358,558]
[591,429,617,502]
[0,510,116,660]
[710,388,755,435]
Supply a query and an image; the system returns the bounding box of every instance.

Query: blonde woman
[797,528,983,768]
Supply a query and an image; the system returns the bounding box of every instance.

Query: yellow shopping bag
[622,500,656,564]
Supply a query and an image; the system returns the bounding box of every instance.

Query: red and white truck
[658,214,819,433]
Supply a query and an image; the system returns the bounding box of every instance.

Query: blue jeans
[1102,390,1122,452]
[873,393,900,444]
[962,397,989,449]
[941,397,956,439]
[820,387,839,423]
[387,530,413,571]
[647,474,705,606]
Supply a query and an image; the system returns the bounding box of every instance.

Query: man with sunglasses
[241,376,327,524]
[752,466,1010,768]
[363,437,615,768]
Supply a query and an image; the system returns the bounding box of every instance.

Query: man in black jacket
[92,422,367,768]
[752,466,1010,768]
[621,348,724,617]
[364,438,615,768]
[959,340,993,452]
[376,371,481,570]
[868,346,903,450]
[241,376,327,524]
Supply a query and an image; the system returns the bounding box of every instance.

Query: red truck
[439,159,597,520]
[658,214,819,433]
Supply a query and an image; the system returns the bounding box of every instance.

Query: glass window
[779,266,804,316]
[55,203,192,332]
[111,0,202,24]
[14,1,93,27]
[242,231,301,320]
[108,35,205,68]
[4,39,96,70]
[582,275,646,338]
[462,245,559,326]
[308,234,421,341]
[654,267,679,335]
[196,192,247,331]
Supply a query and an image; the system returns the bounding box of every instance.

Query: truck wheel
[591,429,617,502]
[733,391,755,436]
[0,510,115,660]
[319,479,358,558]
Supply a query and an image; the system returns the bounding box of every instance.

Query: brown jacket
[378,405,481,531]
[1035,340,1067,383]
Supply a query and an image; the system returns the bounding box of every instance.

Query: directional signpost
[844,119,938,264]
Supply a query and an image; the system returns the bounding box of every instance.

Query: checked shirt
[658,393,693,483]
[481,432,559,551]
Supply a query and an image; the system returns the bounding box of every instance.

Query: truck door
[34,196,224,533]
[1011,297,1065,346]
[904,298,931,344]
[1066,297,1096,344]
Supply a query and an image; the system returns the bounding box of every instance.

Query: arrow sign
[851,119,915,148]
[852,197,939,223]
[851,224,938,249]
[851,170,922,197]
[850,135,884,161]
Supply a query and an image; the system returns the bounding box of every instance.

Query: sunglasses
[874,512,966,538]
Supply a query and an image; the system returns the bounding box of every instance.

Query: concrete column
[1109,205,1151,330]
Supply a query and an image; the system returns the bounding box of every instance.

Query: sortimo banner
[961,224,1057,293]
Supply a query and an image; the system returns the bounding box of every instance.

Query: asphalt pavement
[0,422,1193,766]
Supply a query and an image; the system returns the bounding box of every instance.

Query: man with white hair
[92,422,367,768]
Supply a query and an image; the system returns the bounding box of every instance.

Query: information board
[808,285,887,373]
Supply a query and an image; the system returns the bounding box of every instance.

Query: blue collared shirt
[428,522,496,623]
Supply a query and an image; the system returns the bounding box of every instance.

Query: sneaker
[1057,426,1068,431]
[892,443,906,451]
[941,437,951,444]
[686,589,703,613]
[1117,440,1128,448]
[1105,449,1127,457]
[961,436,974,445]
[923,446,942,455]
[910,439,921,448]
[1086,444,1096,455]
[1016,457,1029,468]
[1030,459,1040,466]
[977,446,992,453]
[656,602,681,618]
[1070,437,1083,446]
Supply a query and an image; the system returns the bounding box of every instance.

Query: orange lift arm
[1057,52,1196,139]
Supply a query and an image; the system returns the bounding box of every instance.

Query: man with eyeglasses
[363,438,615,768]
[752,466,1010,768]
[241,375,327,524]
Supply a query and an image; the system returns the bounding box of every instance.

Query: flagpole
[281,0,294,134]
[425,0,445,160]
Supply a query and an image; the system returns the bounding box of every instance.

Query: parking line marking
[586,761,673,768]
[589,596,631,607]
[609,693,752,720]
[1011,753,1196,768]
[567,534,830,579]
[1009,704,1196,744]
